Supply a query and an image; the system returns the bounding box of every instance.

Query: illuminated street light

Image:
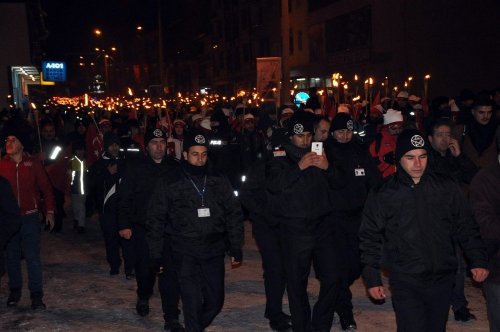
[136,26,142,31]
[94,28,102,36]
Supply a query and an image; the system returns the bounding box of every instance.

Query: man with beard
[266,111,344,332]
[118,128,184,331]
[146,133,244,332]
[327,113,382,331]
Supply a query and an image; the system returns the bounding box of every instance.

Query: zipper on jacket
[16,163,20,206]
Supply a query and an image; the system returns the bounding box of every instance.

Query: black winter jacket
[117,155,178,230]
[145,161,244,261]
[88,152,126,213]
[239,154,280,226]
[266,142,341,226]
[327,140,382,215]
[359,170,488,288]
[427,148,478,185]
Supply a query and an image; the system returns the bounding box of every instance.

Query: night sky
[41,0,176,58]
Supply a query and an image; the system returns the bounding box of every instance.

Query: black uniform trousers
[280,215,347,332]
[99,211,135,274]
[172,251,225,332]
[389,272,455,332]
[133,225,181,321]
[335,212,362,315]
[252,218,287,322]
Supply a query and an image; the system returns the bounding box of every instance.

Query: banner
[256,57,281,106]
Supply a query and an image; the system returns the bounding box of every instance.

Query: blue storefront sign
[42,61,67,82]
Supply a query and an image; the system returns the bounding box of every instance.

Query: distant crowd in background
[0,85,499,332]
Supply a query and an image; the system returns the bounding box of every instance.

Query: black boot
[31,291,46,310]
[270,320,292,331]
[339,310,357,331]
[136,299,149,317]
[164,319,185,332]
[7,288,21,307]
[454,307,476,322]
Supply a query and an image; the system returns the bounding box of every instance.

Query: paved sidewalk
[0,219,490,331]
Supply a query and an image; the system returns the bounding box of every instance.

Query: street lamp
[94,28,102,37]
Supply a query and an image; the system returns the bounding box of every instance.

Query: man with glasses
[369,109,404,178]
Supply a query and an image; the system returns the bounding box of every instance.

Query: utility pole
[281,0,291,105]
[158,0,165,91]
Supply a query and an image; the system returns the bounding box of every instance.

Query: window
[289,28,294,55]
[242,44,250,63]
[298,30,303,51]
[219,52,224,69]
[259,38,270,56]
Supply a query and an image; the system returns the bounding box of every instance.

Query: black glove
[382,152,395,165]
[150,257,164,275]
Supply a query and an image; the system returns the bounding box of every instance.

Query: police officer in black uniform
[266,111,344,332]
[146,133,244,332]
[117,128,184,331]
[327,113,382,330]
[359,129,489,332]
[240,151,291,331]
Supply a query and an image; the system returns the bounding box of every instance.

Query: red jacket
[369,128,398,179]
[0,154,55,216]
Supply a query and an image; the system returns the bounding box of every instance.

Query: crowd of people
[0,86,499,332]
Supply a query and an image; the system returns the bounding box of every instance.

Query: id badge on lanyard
[189,175,210,218]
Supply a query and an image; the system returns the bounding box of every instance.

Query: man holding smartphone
[428,118,478,186]
[266,111,345,332]
[427,118,479,322]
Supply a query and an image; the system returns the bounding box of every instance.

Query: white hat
[408,95,421,102]
[173,119,186,126]
[383,109,404,125]
[243,113,255,121]
[281,108,294,115]
[200,118,211,130]
[191,114,203,122]
[397,91,409,99]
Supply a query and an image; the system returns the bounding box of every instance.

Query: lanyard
[188,175,207,207]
